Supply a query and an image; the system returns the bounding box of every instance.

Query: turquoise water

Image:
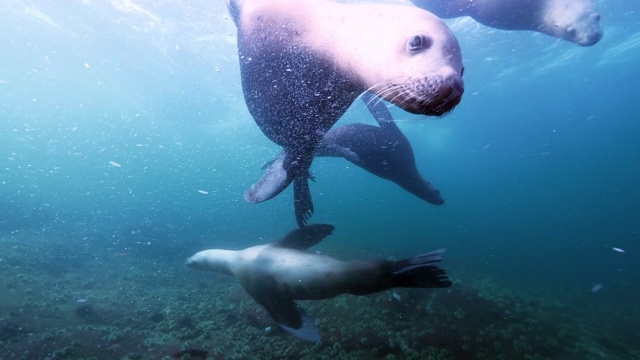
[1,1,639,359]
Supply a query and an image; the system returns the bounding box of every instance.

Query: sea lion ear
[273,224,335,250]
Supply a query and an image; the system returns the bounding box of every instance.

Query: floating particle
[198,190,209,195]
[108,161,121,168]
[612,247,625,253]
[591,284,603,292]
[84,63,90,68]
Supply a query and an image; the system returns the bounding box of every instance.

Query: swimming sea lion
[186,224,451,342]
[228,0,464,226]
[410,0,603,46]
[316,92,445,205]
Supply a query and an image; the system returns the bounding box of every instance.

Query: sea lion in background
[410,0,603,46]
[316,91,445,205]
[228,0,464,227]
[186,224,451,342]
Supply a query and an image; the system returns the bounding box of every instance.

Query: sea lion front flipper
[247,285,321,342]
[244,152,293,203]
[277,310,321,343]
[273,224,334,250]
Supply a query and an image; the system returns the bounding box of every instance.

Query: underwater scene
[1,0,639,359]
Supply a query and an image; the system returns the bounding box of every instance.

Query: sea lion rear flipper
[273,224,334,250]
[361,91,446,205]
[293,177,314,227]
[315,139,361,163]
[248,286,321,342]
[244,152,293,203]
[385,249,452,288]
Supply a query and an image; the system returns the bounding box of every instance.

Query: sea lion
[186,224,451,342]
[410,0,603,46]
[228,0,464,227]
[316,92,445,205]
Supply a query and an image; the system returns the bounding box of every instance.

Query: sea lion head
[186,249,235,275]
[360,8,464,116]
[544,0,603,46]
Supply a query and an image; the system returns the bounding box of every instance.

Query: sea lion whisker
[387,89,413,108]
[364,81,394,101]
[371,84,402,105]
[365,89,388,108]
[363,90,382,107]
[361,87,389,110]
[368,88,394,108]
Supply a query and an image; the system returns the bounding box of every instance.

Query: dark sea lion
[227,0,464,226]
[316,92,445,205]
[410,0,603,46]
[186,224,451,342]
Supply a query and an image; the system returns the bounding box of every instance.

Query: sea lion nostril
[444,76,464,99]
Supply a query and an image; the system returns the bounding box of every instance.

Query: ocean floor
[0,229,637,360]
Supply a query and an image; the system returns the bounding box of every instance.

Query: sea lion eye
[407,35,431,52]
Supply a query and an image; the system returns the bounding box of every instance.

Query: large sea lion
[316,92,445,205]
[186,224,451,342]
[410,0,603,46]
[228,0,464,227]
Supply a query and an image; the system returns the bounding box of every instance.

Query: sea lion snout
[391,72,464,116]
[185,254,202,268]
[439,73,465,113]
[573,20,603,46]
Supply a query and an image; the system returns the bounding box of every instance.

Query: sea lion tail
[383,249,452,288]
